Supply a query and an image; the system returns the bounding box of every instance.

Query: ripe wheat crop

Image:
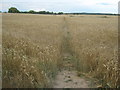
[2,14,64,88]
[2,14,119,88]
[68,15,119,88]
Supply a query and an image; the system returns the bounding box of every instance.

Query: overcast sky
[1,0,119,13]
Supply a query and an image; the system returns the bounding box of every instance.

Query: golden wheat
[68,15,119,88]
[2,14,119,88]
[2,13,63,88]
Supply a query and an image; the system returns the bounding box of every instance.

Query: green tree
[58,12,63,15]
[29,10,35,13]
[8,7,20,13]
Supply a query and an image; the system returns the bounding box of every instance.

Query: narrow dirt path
[53,17,96,88]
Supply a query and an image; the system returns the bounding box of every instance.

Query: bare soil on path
[53,17,96,88]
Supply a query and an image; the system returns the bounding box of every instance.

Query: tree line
[7,7,63,15]
[1,7,117,16]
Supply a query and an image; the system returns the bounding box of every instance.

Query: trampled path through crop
[53,17,97,88]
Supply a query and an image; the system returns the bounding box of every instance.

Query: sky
[1,0,119,13]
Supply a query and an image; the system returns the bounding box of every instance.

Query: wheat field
[68,15,119,88]
[2,13,119,88]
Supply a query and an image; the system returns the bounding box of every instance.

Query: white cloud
[31,8,47,12]
[75,0,119,13]
[76,0,119,5]
[40,8,46,11]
